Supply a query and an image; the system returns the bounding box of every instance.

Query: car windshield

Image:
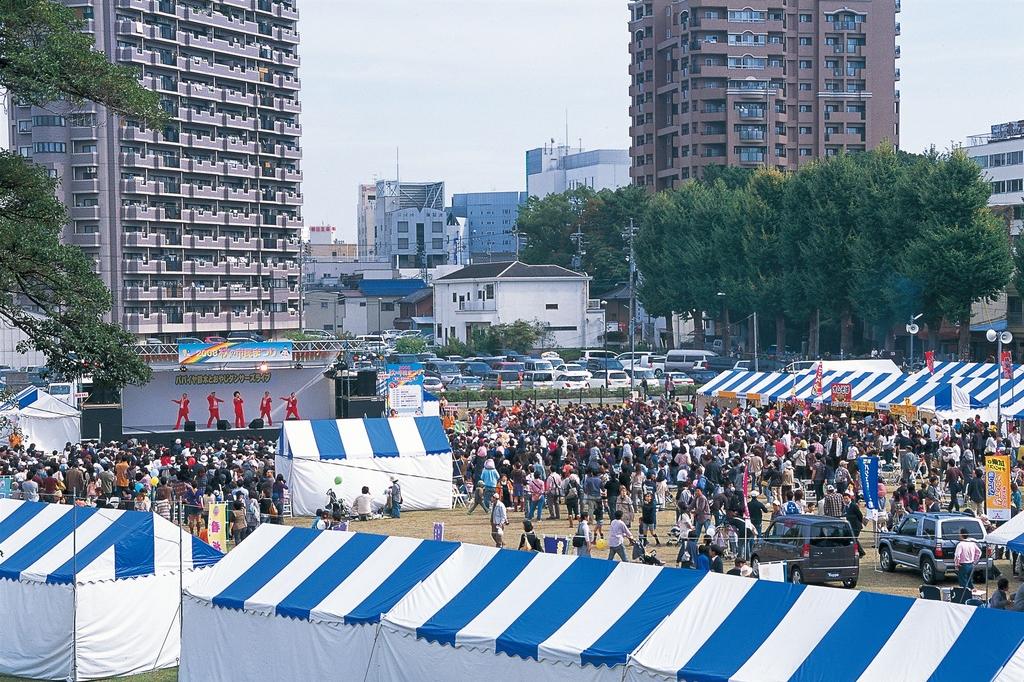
[460,377,481,384]
[608,372,628,380]
[529,372,553,381]
[433,362,459,373]
[633,369,655,378]
[497,371,520,380]
[809,523,853,547]
[941,520,984,540]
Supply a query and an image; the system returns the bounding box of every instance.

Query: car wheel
[879,546,896,572]
[842,578,858,589]
[790,566,804,584]
[654,369,663,377]
[921,557,938,585]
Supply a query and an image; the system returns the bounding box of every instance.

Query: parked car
[421,376,444,393]
[751,515,860,588]
[616,352,665,375]
[446,375,483,392]
[578,349,618,362]
[462,361,492,378]
[877,512,990,584]
[587,370,630,389]
[521,370,555,389]
[562,363,591,377]
[482,370,522,389]
[664,349,717,372]
[540,351,563,361]
[685,369,719,384]
[176,337,203,345]
[142,337,163,345]
[586,358,624,373]
[666,372,695,386]
[423,361,462,385]
[227,332,266,342]
[553,371,590,390]
[203,336,226,344]
[624,367,660,390]
[301,329,335,339]
[523,359,554,372]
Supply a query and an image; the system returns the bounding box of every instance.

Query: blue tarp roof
[357,279,427,297]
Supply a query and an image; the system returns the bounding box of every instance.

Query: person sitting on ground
[727,557,753,577]
[353,485,373,521]
[517,519,543,552]
[990,577,1011,610]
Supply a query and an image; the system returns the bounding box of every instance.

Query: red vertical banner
[814,361,823,396]
[1002,350,1013,379]
[742,468,750,519]
[924,350,935,375]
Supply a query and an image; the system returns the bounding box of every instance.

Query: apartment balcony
[122,205,162,221]
[123,287,161,302]
[186,286,227,301]
[184,235,229,249]
[182,158,225,175]
[895,68,901,81]
[123,259,165,274]
[184,209,223,225]
[70,152,100,166]
[274,27,300,44]
[824,110,865,123]
[70,179,101,193]
[124,232,164,247]
[121,179,159,195]
[181,108,222,126]
[225,163,259,179]
[221,89,256,106]
[895,22,901,36]
[279,145,302,159]
[67,232,101,248]
[211,35,259,59]
[226,188,260,202]
[225,212,259,227]
[228,236,261,250]
[456,300,497,313]
[70,126,98,141]
[181,32,216,50]
[226,138,258,154]
[179,82,218,101]
[270,286,295,303]
[273,121,302,136]
[184,184,226,200]
[193,261,230,275]
[825,132,866,145]
[224,113,258,131]
[228,262,261,275]
[122,312,168,333]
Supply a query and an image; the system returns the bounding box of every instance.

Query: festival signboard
[178,341,293,365]
[390,384,425,416]
[718,391,737,400]
[830,383,852,405]
[987,455,1012,521]
[208,503,228,552]
[850,400,876,413]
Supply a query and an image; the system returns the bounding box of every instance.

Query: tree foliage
[394,336,427,354]
[475,320,545,355]
[1,0,168,386]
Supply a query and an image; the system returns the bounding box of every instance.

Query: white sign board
[389,384,424,416]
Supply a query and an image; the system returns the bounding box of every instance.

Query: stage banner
[378,363,424,396]
[178,341,293,365]
[857,456,880,511]
[987,454,1012,521]
[830,383,852,405]
[208,503,228,552]
[390,384,425,416]
[121,366,332,434]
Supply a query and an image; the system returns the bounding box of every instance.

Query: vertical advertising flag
[924,350,935,375]
[814,361,823,397]
[1002,351,1013,379]
[857,456,880,511]
[432,521,445,542]
[208,502,228,552]
[987,455,1012,521]
[742,469,750,519]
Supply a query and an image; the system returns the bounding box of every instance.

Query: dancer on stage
[206,391,224,428]
[172,393,190,430]
[232,390,246,428]
[281,391,300,420]
[259,390,273,426]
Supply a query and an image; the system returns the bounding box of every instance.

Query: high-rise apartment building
[526,144,631,198]
[628,0,900,190]
[8,0,302,339]
[372,180,458,269]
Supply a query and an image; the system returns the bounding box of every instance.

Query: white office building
[432,261,605,348]
[371,180,460,269]
[525,144,630,198]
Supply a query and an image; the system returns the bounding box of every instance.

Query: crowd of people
[446,395,1024,576]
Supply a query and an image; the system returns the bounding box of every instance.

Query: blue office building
[450,191,528,263]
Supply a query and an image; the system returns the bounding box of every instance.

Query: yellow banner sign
[889,404,918,420]
[987,455,1012,521]
[850,400,876,413]
[719,391,737,400]
[208,502,228,553]
[746,393,761,405]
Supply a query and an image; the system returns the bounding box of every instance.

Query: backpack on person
[564,480,579,500]
[572,521,586,548]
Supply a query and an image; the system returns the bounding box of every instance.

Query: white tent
[0,387,80,453]
[276,416,453,514]
[0,499,221,680]
[182,525,1024,682]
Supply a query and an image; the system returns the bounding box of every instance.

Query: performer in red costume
[259,391,273,426]
[172,393,190,430]
[232,390,246,428]
[281,391,300,420]
[206,391,224,428]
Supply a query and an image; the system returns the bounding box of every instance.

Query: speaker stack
[249,418,265,430]
[217,419,230,431]
[343,397,386,419]
[183,420,196,432]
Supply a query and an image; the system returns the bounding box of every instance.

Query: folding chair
[918,584,942,601]
[965,598,985,607]
[949,587,971,604]
[452,483,468,508]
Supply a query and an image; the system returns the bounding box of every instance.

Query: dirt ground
[284,504,1012,600]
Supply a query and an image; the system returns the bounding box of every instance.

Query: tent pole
[71,502,77,682]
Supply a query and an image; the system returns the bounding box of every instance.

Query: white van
[521,370,555,389]
[579,349,618,362]
[665,349,718,372]
[523,359,554,372]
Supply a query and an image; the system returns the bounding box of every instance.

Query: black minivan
[751,514,860,588]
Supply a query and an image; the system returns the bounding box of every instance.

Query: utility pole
[623,218,639,392]
[569,225,586,271]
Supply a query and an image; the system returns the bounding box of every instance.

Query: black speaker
[249,418,265,429]
[183,420,196,432]
[356,369,378,397]
[217,419,230,431]
[343,397,386,419]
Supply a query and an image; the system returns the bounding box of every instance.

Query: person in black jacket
[747,491,768,538]
[844,492,866,558]
[709,544,725,573]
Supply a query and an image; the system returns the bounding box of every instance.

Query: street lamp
[377,297,383,334]
[906,313,922,368]
[601,299,608,386]
[987,328,1013,432]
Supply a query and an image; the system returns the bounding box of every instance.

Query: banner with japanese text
[208,502,228,552]
[987,455,1012,521]
[857,456,879,511]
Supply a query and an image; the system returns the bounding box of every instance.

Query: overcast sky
[5,0,1024,242]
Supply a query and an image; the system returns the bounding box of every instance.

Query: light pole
[906,313,922,369]
[377,297,383,334]
[987,328,1013,433]
[601,299,608,385]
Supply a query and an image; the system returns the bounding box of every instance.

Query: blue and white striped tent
[275,416,454,514]
[911,360,1010,382]
[182,525,1024,682]
[0,499,221,680]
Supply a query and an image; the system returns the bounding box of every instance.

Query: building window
[431,238,443,250]
[32,115,66,127]
[381,302,395,312]
[397,221,409,233]
[69,113,97,127]
[799,83,812,91]
[397,237,409,249]
[432,221,443,233]
[545,303,559,310]
[799,126,812,135]
[799,13,812,22]
[799,60,812,69]
[34,142,66,153]
[799,37,813,46]
[799,104,813,113]
[17,120,31,133]
[485,284,494,299]
[799,148,812,157]
[18,146,32,157]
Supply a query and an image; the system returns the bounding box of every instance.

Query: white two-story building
[432,261,605,349]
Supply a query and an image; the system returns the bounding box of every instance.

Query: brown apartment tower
[628,0,900,190]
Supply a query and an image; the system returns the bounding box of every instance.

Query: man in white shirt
[954,527,982,588]
[490,493,507,548]
[607,510,634,562]
[353,485,373,521]
[574,511,592,557]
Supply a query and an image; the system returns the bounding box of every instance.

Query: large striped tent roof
[0,499,221,584]
[911,361,1008,382]
[277,416,451,460]
[185,525,1024,681]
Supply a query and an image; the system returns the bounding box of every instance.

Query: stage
[115,426,282,447]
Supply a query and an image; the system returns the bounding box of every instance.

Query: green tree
[394,336,427,354]
[479,320,543,354]
[906,149,1012,357]
[1,0,167,386]
[745,168,791,353]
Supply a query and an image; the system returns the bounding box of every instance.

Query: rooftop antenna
[395,146,400,185]
[564,108,569,151]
